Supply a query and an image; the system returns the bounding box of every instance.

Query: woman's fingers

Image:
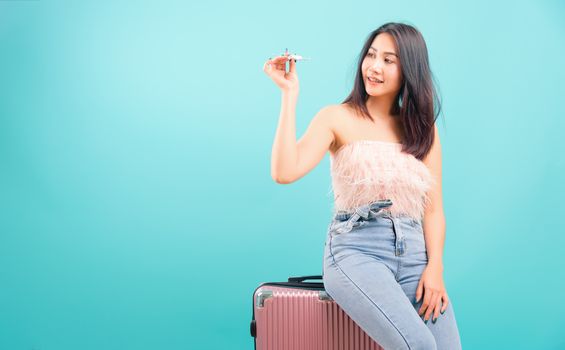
[263,51,300,92]
[418,289,432,317]
[431,296,442,322]
[270,53,293,68]
[288,55,296,73]
[441,293,449,314]
[419,291,449,323]
[423,292,439,321]
[275,55,290,70]
[264,51,298,74]
[263,56,285,74]
[418,288,440,320]
[431,293,449,322]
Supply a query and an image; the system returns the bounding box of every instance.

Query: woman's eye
[366,53,394,63]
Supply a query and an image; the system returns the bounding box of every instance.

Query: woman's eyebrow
[369,46,398,57]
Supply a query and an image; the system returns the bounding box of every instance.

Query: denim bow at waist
[330,199,411,256]
[334,199,393,222]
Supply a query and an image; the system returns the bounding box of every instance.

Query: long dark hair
[342,22,443,160]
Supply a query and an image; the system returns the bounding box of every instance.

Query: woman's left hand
[415,263,449,322]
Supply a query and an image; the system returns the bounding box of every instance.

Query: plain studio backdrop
[0,0,564,349]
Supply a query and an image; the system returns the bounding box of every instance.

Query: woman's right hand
[263,51,299,94]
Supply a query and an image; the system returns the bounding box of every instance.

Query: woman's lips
[367,78,382,86]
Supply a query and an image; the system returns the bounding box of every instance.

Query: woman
[263,22,462,350]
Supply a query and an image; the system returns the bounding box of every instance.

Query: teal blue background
[1,0,564,349]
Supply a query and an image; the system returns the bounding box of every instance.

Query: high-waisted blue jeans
[322,199,462,350]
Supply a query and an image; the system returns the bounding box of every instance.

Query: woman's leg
[323,218,437,350]
[396,222,463,350]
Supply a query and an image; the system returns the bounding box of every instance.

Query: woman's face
[362,33,403,98]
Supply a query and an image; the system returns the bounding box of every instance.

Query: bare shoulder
[329,103,353,118]
[323,103,358,151]
[316,103,342,121]
[314,104,344,148]
[306,103,361,154]
[318,103,353,126]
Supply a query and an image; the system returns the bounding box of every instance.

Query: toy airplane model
[274,48,312,61]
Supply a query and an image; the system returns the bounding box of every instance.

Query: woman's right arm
[270,90,299,183]
[270,95,335,184]
[264,52,335,184]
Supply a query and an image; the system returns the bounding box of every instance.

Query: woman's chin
[366,89,385,96]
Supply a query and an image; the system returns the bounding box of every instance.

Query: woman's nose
[370,61,384,72]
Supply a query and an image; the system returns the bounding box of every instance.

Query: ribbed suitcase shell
[250,275,384,350]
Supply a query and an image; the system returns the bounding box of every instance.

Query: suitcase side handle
[288,275,323,283]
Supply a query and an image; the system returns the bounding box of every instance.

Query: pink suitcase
[250,275,384,350]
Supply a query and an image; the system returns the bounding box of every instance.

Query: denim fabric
[322,199,462,350]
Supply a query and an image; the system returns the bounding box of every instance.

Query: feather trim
[326,141,436,220]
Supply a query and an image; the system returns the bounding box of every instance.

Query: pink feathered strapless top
[327,140,436,220]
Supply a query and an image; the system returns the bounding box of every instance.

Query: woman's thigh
[323,220,437,350]
[397,223,463,350]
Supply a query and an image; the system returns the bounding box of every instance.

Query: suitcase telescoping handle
[288,275,323,283]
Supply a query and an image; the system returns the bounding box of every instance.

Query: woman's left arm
[416,124,449,322]
[422,124,445,270]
